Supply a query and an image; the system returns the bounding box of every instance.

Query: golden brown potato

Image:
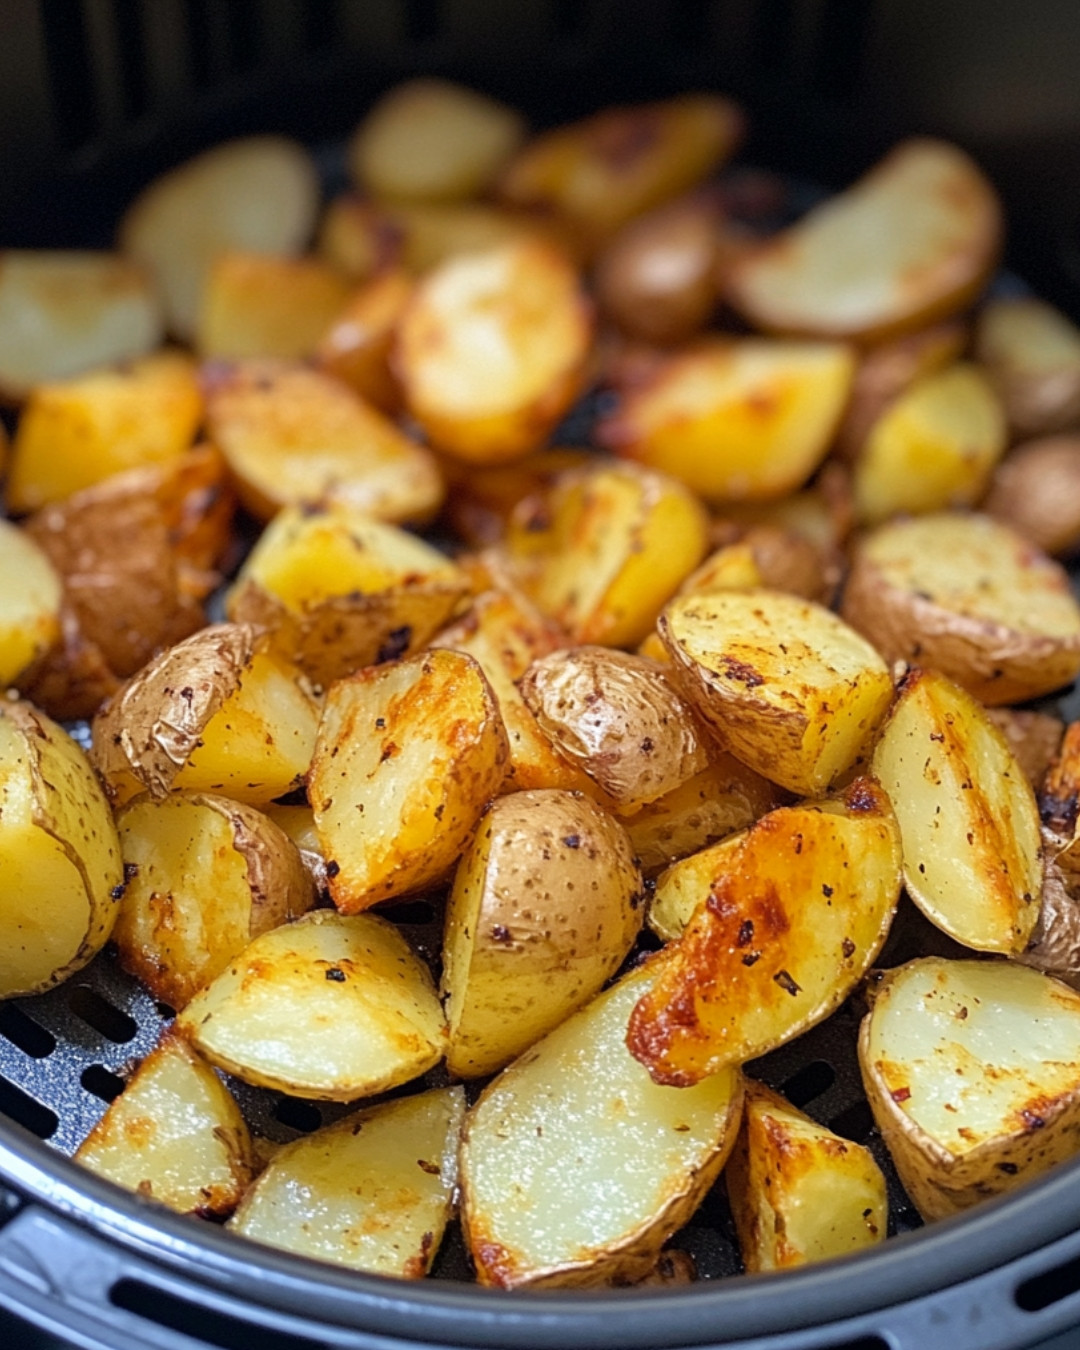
[350,79,525,204]
[314,268,414,414]
[90,624,321,808]
[1041,722,1080,840]
[438,447,593,549]
[984,708,1064,789]
[727,139,1001,343]
[852,363,1006,524]
[726,1081,887,1271]
[177,910,446,1100]
[202,359,444,525]
[76,1031,254,1215]
[113,792,315,1009]
[660,589,893,796]
[975,297,1080,437]
[860,957,1080,1221]
[520,647,708,810]
[872,668,1042,955]
[597,338,855,505]
[229,1086,464,1276]
[982,436,1080,558]
[0,520,62,687]
[627,779,901,1086]
[120,136,320,340]
[196,252,352,360]
[498,94,744,253]
[6,352,202,514]
[0,700,123,999]
[679,526,830,605]
[0,251,163,402]
[263,803,327,894]
[503,461,710,648]
[309,648,509,912]
[460,963,744,1288]
[841,513,1080,705]
[226,504,470,687]
[395,238,591,464]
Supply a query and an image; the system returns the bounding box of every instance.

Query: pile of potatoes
[6,77,1080,1288]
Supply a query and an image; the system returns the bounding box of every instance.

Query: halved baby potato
[679,525,831,605]
[975,296,1080,437]
[460,963,744,1288]
[439,446,593,549]
[113,792,315,1009]
[75,1031,255,1215]
[90,623,321,807]
[871,668,1043,955]
[726,1080,887,1272]
[597,339,855,504]
[0,521,62,687]
[314,268,414,414]
[660,589,893,796]
[440,789,643,1078]
[178,909,446,1099]
[309,648,509,911]
[229,1086,465,1276]
[982,436,1080,559]
[860,957,1080,1221]
[0,700,123,999]
[726,138,1001,343]
[841,512,1080,705]
[627,779,901,1086]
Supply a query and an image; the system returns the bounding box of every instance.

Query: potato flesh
[75,1033,254,1215]
[314,269,413,413]
[197,252,352,360]
[0,521,61,685]
[976,297,1080,437]
[872,669,1042,954]
[178,910,446,1100]
[599,339,854,504]
[461,965,743,1288]
[661,590,892,796]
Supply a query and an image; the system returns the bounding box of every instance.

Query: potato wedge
[860,957,1080,1221]
[7,351,202,513]
[202,359,444,525]
[627,779,901,1086]
[226,505,470,687]
[498,94,744,252]
[726,1081,887,1271]
[0,700,122,999]
[229,1086,464,1276]
[597,339,854,505]
[91,624,321,808]
[975,297,1080,437]
[350,79,525,204]
[0,520,62,686]
[726,139,1001,343]
[841,513,1080,705]
[871,668,1042,955]
[660,590,892,796]
[460,963,743,1288]
[196,252,352,360]
[113,792,315,1009]
[520,647,708,810]
[177,910,446,1100]
[983,436,1080,558]
[75,1031,254,1215]
[309,648,509,912]
[0,251,163,402]
[852,362,1006,524]
[120,136,319,340]
[504,461,710,649]
[395,238,591,464]
[314,269,414,414]
[440,789,643,1078]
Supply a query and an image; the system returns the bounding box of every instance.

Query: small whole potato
[982,435,1080,557]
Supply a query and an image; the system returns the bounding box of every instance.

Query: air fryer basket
[4,3,1080,1347]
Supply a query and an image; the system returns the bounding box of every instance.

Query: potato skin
[982,436,1080,558]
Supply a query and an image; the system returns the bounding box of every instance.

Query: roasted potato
[982,435,1080,558]
[0,520,61,687]
[75,1031,255,1215]
[975,296,1080,437]
[726,1081,887,1271]
[177,910,446,1100]
[984,708,1064,789]
[678,525,831,604]
[860,957,1080,1221]
[0,700,122,999]
[842,512,1080,705]
[660,589,893,796]
[308,648,509,911]
[440,789,643,1078]
[230,1086,464,1276]
[263,803,327,893]
[314,268,414,414]
[627,779,901,1086]
[1018,843,1080,989]
[438,447,593,549]
[113,792,315,1009]
[460,963,744,1288]
[727,138,1001,343]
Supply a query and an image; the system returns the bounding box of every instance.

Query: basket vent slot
[1016,1250,1080,1312]
[40,0,99,150]
[0,1076,58,1141]
[0,1005,56,1060]
[827,1097,875,1144]
[111,1278,329,1350]
[81,1064,126,1103]
[780,1058,836,1109]
[273,1096,323,1133]
[66,986,138,1044]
